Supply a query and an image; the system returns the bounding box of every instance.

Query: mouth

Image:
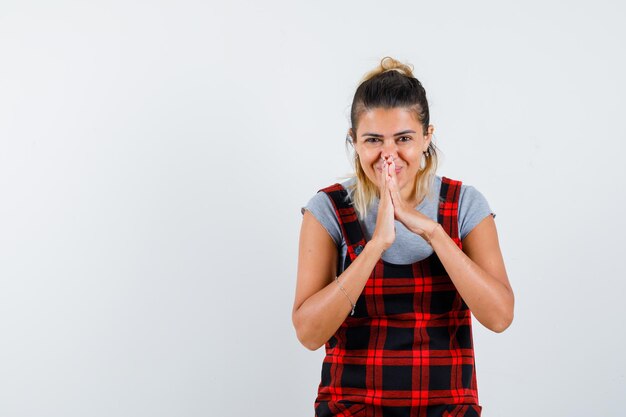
[376,166,403,174]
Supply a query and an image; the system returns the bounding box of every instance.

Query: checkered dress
[314,177,482,417]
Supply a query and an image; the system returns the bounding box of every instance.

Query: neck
[401,186,420,207]
[401,176,420,207]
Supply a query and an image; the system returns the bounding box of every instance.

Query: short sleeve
[300,192,343,248]
[458,184,496,240]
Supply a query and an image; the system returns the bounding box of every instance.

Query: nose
[381,140,398,159]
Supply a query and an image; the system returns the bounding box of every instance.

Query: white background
[1,1,625,416]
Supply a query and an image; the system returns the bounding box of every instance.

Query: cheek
[358,151,380,168]
[357,155,380,180]
[400,149,421,164]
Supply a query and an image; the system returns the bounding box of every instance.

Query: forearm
[427,224,514,333]
[294,241,385,350]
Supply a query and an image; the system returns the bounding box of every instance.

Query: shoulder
[301,177,354,211]
[299,178,356,247]
[458,182,492,213]
[320,177,356,198]
[456,180,496,240]
[438,175,490,210]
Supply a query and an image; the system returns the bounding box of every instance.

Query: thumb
[379,157,390,191]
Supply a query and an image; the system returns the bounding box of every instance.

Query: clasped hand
[371,155,439,251]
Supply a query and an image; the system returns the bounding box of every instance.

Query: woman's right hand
[371,156,396,251]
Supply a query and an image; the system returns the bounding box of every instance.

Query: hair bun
[361,56,415,82]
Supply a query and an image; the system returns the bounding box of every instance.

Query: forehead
[357,107,422,135]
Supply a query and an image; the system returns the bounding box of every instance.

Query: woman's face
[352,107,433,201]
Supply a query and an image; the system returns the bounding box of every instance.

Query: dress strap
[438,176,463,248]
[318,183,367,262]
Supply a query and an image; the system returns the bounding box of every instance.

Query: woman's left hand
[384,157,440,243]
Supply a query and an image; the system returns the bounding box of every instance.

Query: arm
[427,215,514,333]
[291,211,385,351]
[293,170,396,351]
[385,159,514,333]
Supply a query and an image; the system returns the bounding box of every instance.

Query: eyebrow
[361,130,416,138]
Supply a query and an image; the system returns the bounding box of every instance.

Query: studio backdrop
[1,1,624,416]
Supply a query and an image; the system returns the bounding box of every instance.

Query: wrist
[397,206,421,234]
[423,222,444,246]
[365,239,387,258]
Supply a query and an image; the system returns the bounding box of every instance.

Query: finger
[385,158,397,202]
[386,156,394,180]
[387,157,400,186]
[388,173,403,206]
[377,157,386,190]
[380,164,388,193]
[378,167,387,192]
[388,157,396,179]
[380,156,390,192]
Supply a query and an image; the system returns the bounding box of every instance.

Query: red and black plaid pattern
[314,177,481,417]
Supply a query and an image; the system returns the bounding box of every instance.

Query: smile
[376,166,403,174]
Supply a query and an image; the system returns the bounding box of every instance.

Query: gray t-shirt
[301,175,495,272]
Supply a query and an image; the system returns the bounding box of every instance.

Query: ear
[424,125,434,150]
[347,129,358,153]
[347,128,355,143]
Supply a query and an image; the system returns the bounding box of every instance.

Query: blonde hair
[346,56,439,219]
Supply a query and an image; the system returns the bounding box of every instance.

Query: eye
[397,136,412,142]
[364,137,381,143]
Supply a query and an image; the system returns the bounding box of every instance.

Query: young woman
[292,56,514,417]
